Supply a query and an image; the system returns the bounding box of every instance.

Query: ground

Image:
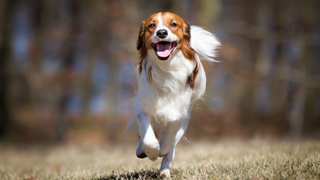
[0,138,319,179]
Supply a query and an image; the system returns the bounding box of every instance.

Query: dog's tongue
[157,43,171,58]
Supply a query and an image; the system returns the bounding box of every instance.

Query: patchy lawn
[0,139,319,179]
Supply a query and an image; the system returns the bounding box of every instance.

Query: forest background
[0,0,320,144]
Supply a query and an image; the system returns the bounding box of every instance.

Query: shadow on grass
[97,170,160,180]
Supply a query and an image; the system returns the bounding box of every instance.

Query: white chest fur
[135,51,194,124]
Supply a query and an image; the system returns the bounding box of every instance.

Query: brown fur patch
[147,66,152,82]
[187,62,199,89]
[143,61,152,82]
[181,20,198,89]
[181,22,197,62]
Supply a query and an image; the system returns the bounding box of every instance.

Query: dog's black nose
[156,29,168,39]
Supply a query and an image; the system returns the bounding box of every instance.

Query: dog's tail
[190,25,221,62]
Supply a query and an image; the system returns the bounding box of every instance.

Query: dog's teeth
[169,43,171,49]
[156,44,159,51]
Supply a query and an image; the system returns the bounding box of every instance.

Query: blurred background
[0,0,319,144]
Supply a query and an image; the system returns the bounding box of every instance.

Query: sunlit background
[0,0,319,144]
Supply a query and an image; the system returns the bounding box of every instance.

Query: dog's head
[137,12,195,61]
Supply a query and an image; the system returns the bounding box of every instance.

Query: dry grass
[0,138,319,179]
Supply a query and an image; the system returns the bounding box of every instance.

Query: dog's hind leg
[158,121,182,157]
[136,110,160,161]
[158,105,192,178]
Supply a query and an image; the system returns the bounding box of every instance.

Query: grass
[0,138,319,179]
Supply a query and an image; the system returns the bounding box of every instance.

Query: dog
[126,12,220,178]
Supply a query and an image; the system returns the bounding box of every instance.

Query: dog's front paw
[142,138,159,161]
[136,137,147,159]
[158,168,170,179]
[136,150,147,159]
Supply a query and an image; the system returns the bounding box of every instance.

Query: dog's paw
[158,169,170,179]
[142,138,159,161]
[136,151,147,158]
[136,139,147,159]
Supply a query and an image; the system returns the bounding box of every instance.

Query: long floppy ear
[183,21,191,42]
[181,21,196,61]
[136,21,146,51]
[182,21,199,89]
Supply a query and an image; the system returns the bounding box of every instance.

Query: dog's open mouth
[152,41,177,60]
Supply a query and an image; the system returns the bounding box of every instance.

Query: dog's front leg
[136,110,159,161]
[136,136,147,158]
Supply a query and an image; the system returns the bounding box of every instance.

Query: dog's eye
[149,23,156,28]
[170,22,177,27]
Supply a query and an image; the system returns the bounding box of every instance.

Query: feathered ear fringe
[136,21,148,75]
[181,21,200,89]
[181,21,197,62]
[136,21,145,51]
[190,26,221,62]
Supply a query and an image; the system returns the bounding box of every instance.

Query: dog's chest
[138,69,193,123]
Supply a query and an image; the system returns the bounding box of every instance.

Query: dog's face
[137,12,195,61]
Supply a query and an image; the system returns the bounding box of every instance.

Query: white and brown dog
[126,12,220,178]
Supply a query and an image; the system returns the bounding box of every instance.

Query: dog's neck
[148,49,195,76]
[144,50,194,93]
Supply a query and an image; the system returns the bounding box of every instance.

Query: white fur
[126,18,220,178]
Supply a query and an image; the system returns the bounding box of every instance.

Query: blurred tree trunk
[80,0,101,124]
[285,0,304,138]
[239,0,260,127]
[105,1,122,141]
[56,0,81,141]
[0,0,14,137]
[301,0,320,136]
[32,0,52,140]
[254,1,273,118]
